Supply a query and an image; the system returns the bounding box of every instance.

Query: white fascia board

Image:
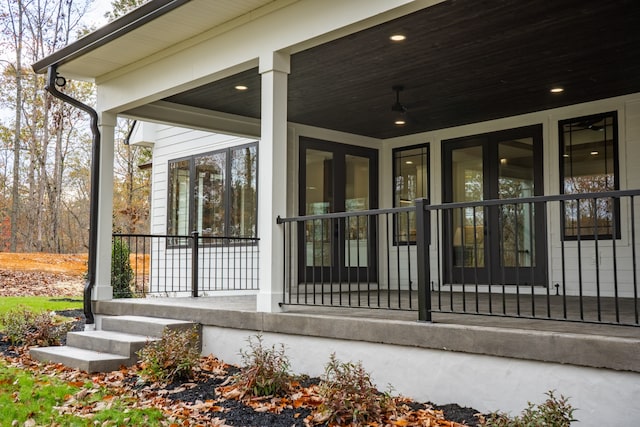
[95,0,444,113]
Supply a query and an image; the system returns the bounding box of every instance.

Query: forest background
[0,0,151,255]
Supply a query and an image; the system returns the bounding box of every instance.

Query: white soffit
[58,0,279,80]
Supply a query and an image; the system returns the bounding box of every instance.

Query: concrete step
[30,346,132,373]
[102,315,197,337]
[29,315,201,373]
[66,330,155,357]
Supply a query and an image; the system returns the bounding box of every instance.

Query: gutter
[46,65,100,327]
[32,0,192,74]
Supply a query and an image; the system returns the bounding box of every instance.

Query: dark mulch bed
[1,310,482,426]
[161,372,480,426]
[217,399,315,427]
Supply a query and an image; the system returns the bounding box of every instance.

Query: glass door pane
[195,152,226,236]
[451,146,484,268]
[305,149,333,267]
[345,154,369,267]
[168,160,191,236]
[443,124,545,286]
[299,138,378,284]
[498,138,535,268]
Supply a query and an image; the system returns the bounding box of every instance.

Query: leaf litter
[0,258,481,426]
[0,345,481,426]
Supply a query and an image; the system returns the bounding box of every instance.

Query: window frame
[166,142,258,246]
[392,143,430,245]
[559,111,620,240]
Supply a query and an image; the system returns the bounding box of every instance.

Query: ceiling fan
[572,118,606,132]
[391,85,408,126]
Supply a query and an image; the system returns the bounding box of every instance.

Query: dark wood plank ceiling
[163,0,640,139]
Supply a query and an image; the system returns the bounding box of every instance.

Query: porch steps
[30,315,199,373]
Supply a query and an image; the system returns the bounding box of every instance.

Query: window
[167,143,257,240]
[560,112,619,239]
[392,144,429,243]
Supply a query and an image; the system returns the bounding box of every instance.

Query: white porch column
[93,111,116,301]
[257,51,290,312]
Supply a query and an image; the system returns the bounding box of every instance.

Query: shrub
[232,334,293,398]
[0,306,73,346]
[0,306,34,345]
[112,237,134,298]
[317,353,391,426]
[137,326,201,383]
[480,390,576,427]
[27,311,74,346]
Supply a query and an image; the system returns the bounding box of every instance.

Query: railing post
[416,198,432,322]
[276,216,286,306]
[191,231,199,297]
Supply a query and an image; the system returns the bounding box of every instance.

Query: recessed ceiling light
[405,160,413,165]
[563,154,570,158]
[235,85,248,91]
[390,34,406,42]
[591,151,599,155]
[394,119,406,126]
[550,87,564,93]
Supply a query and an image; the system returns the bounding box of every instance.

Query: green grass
[0,360,165,426]
[0,296,82,317]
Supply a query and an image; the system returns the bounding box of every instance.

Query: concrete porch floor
[95,293,640,373]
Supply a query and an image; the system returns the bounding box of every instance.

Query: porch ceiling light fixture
[235,85,248,91]
[390,34,406,42]
[392,85,407,126]
[550,87,564,93]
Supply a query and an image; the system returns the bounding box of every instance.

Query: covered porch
[29,0,640,318]
[116,189,640,327]
[30,0,640,423]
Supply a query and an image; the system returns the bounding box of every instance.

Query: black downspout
[46,64,100,326]
[123,120,137,146]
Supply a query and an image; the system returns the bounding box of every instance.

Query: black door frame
[442,124,547,286]
[298,137,379,283]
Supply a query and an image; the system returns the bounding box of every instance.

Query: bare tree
[0,0,93,252]
[113,119,151,234]
[0,0,152,253]
[1,0,24,251]
[105,0,149,21]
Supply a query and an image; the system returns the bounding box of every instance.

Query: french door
[442,125,547,285]
[299,138,378,283]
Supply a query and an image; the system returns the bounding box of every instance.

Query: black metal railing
[278,189,640,326]
[112,233,259,297]
[277,206,424,312]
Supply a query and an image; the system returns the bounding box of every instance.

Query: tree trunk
[9,0,23,252]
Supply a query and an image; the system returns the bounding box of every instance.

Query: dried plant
[480,390,576,427]
[231,334,293,398]
[0,306,72,347]
[317,353,392,426]
[137,326,201,383]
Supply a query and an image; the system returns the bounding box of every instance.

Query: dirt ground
[0,252,86,296]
